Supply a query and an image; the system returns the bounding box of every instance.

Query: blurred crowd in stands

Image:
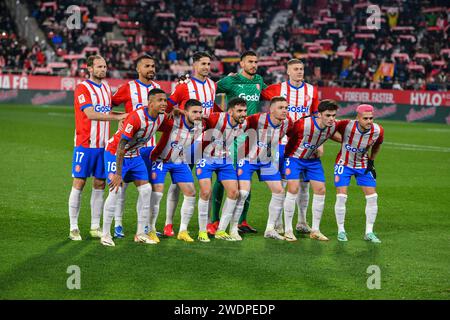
[0,0,448,91]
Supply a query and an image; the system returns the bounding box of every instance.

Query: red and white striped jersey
[285,117,336,160]
[73,79,112,148]
[151,115,202,163]
[106,108,166,158]
[167,76,219,116]
[261,81,318,144]
[112,79,161,147]
[243,113,293,163]
[335,120,384,169]
[202,112,245,159]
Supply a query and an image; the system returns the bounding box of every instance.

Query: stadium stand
[1,0,448,91]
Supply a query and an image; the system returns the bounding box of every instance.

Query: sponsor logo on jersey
[94,104,111,113]
[170,141,184,150]
[202,101,214,109]
[257,141,268,148]
[288,105,309,113]
[345,144,366,153]
[125,123,133,133]
[78,94,86,104]
[238,93,260,102]
[303,142,318,150]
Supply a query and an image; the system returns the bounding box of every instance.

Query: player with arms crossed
[211,50,268,235]
[261,59,319,234]
[234,97,292,241]
[283,100,340,241]
[333,104,384,243]
[196,98,247,241]
[100,88,168,246]
[68,55,127,241]
[148,99,203,242]
[163,51,222,237]
[110,54,161,238]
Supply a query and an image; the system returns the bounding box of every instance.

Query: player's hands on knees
[109,174,123,193]
[364,160,376,179]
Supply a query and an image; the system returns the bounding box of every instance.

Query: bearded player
[163,51,222,237]
[68,55,127,241]
[148,99,203,242]
[261,59,319,234]
[101,88,168,246]
[110,54,161,238]
[210,51,268,235]
[333,104,384,243]
[196,98,247,241]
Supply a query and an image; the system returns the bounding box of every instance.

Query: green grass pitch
[0,104,449,300]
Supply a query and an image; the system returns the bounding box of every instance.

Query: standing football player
[68,55,127,241]
[100,88,168,246]
[283,100,340,241]
[211,51,268,235]
[261,59,319,234]
[110,54,161,238]
[333,104,384,243]
[163,51,222,237]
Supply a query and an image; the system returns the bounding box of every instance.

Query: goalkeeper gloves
[364,159,376,179]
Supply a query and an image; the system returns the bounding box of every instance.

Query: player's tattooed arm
[109,138,127,192]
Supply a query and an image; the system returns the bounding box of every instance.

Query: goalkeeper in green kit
[208,51,267,235]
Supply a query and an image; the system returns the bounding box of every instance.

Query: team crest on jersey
[78,94,86,104]
[125,123,133,133]
[304,94,311,103]
[75,165,81,173]
[256,84,260,90]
